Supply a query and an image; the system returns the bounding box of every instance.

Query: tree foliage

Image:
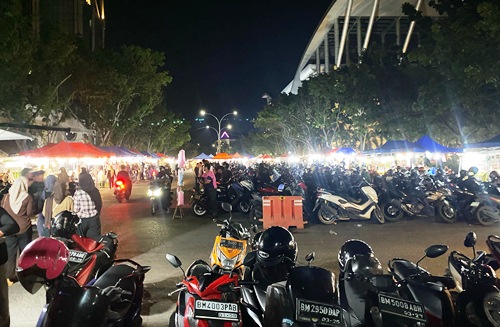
[247,0,500,154]
[0,3,191,152]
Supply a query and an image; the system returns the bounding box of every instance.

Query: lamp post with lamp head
[200,109,237,154]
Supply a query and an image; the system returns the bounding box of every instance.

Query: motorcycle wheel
[437,202,457,223]
[483,291,500,326]
[238,199,251,213]
[317,206,337,225]
[371,205,385,224]
[476,206,498,226]
[151,201,157,216]
[382,202,403,222]
[249,207,262,222]
[191,202,207,216]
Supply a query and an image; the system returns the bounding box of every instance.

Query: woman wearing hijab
[58,167,70,186]
[42,180,74,235]
[0,175,34,283]
[36,175,57,237]
[73,171,102,240]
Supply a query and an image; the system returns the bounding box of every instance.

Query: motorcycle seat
[93,264,136,315]
[390,259,428,280]
[71,234,105,253]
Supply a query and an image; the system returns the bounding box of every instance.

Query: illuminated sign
[221,131,230,139]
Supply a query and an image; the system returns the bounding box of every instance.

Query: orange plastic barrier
[260,196,305,229]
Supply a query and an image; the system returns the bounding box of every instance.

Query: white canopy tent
[0,128,33,141]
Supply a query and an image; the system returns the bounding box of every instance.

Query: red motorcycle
[166,253,251,326]
[17,211,118,300]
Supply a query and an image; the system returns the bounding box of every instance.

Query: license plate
[470,202,480,207]
[68,250,86,263]
[296,299,343,326]
[378,294,426,323]
[194,300,239,322]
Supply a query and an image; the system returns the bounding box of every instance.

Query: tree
[71,45,173,145]
[405,0,500,143]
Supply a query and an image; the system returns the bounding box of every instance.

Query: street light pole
[200,110,237,154]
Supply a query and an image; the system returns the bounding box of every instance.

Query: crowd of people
[0,166,103,327]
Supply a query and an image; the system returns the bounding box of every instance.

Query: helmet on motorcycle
[490,171,499,183]
[338,239,373,272]
[468,166,479,176]
[256,226,297,283]
[459,170,468,179]
[51,210,79,239]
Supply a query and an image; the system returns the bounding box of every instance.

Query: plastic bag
[177,189,184,206]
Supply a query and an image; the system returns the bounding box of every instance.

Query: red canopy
[24,142,113,158]
[19,143,57,156]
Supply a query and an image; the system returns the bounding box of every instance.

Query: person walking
[0,207,20,327]
[107,166,115,189]
[42,180,74,234]
[73,171,102,240]
[58,167,70,186]
[202,163,218,219]
[35,175,57,237]
[0,174,34,284]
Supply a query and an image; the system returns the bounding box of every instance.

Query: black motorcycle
[379,172,456,223]
[264,252,343,327]
[338,239,427,326]
[148,179,172,215]
[191,185,233,217]
[447,175,500,225]
[16,238,150,326]
[448,232,500,327]
[388,244,456,326]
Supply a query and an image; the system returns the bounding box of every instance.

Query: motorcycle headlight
[483,292,500,326]
[154,189,162,196]
[147,190,153,196]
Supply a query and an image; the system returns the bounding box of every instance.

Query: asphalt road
[9,171,500,326]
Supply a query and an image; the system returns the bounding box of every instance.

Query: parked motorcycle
[16,237,149,326]
[448,174,500,226]
[388,244,456,326]
[338,239,426,326]
[148,179,172,215]
[264,252,343,326]
[448,232,500,326]
[191,185,233,217]
[210,204,252,273]
[166,253,250,326]
[378,171,456,223]
[313,181,384,224]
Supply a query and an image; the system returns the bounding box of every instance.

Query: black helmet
[490,171,499,182]
[256,226,297,283]
[51,211,79,239]
[338,239,374,272]
[459,170,468,179]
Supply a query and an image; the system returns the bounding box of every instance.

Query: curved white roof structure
[285,0,442,94]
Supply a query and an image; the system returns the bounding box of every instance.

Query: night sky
[106,0,332,143]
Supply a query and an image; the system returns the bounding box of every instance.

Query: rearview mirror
[305,252,315,262]
[424,245,448,258]
[464,231,477,248]
[243,251,256,267]
[221,202,232,212]
[166,254,182,268]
